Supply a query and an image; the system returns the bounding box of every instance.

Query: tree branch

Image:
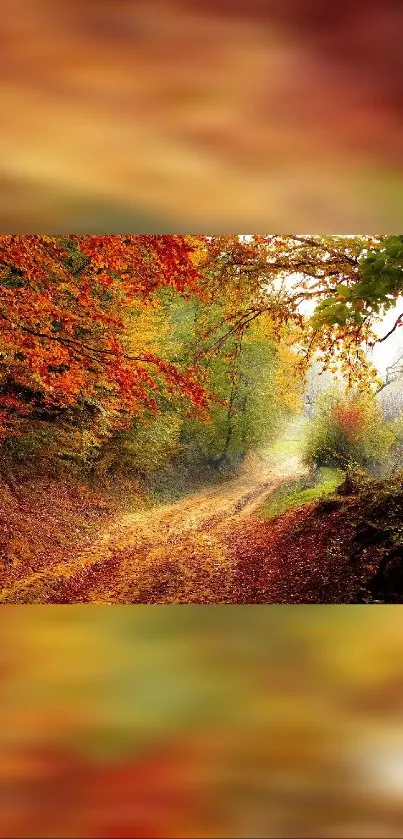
[376,313,403,343]
[0,311,160,368]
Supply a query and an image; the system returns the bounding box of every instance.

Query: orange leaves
[97,272,114,289]
[0,235,209,434]
[71,235,201,297]
[331,402,366,442]
[0,233,386,438]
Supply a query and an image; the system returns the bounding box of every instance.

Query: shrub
[0,423,102,480]
[95,412,182,476]
[389,412,403,474]
[304,390,394,475]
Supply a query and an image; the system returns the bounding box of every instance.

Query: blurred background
[3,4,403,837]
[1,0,403,231]
[3,607,403,837]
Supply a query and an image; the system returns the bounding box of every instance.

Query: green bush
[303,390,394,475]
[389,412,403,472]
[95,412,182,476]
[0,423,102,480]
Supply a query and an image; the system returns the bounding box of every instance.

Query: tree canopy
[0,233,401,449]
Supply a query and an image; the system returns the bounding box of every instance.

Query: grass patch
[259,467,344,520]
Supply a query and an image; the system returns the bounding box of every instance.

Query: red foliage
[0,235,207,433]
[331,402,366,442]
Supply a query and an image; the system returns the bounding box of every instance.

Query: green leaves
[310,236,403,335]
[312,297,357,329]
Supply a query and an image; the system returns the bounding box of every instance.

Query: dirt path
[82,452,305,604]
[0,451,305,603]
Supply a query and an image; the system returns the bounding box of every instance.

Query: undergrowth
[258,467,344,520]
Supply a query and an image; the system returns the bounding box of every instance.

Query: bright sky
[243,236,403,378]
[369,298,403,374]
[292,274,403,377]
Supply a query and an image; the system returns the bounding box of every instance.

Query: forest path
[76,448,306,603]
[0,433,306,603]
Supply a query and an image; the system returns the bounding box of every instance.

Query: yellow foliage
[276,343,303,413]
[124,302,170,357]
[185,235,209,268]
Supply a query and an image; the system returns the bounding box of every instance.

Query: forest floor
[2,427,401,604]
[0,449,306,603]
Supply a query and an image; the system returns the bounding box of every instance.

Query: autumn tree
[190,234,403,391]
[2,233,402,486]
[2,233,400,441]
[0,235,209,438]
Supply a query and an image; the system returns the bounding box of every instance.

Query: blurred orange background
[3,607,403,837]
[1,0,403,231]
